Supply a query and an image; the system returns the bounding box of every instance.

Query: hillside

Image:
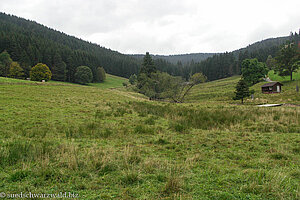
[187,75,300,104]
[0,12,140,81]
[0,76,299,199]
[232,36,291,60]
[131,35,295,82]
[1,12,297,85]
[268,70,300,82]
[131,35,291,66]
[190,34,299,81]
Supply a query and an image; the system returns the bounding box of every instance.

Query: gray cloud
[0,0,299,55]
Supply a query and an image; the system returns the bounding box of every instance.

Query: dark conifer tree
[52,53,66,81]
[140,52,156,76]
[233,78,251,104]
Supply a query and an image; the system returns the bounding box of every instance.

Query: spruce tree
[52,53,66,81]
[275,42,300,81]
[140,52,156,76]
[137,52,157,89]
[233,78,251,104]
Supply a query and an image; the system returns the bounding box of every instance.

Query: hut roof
[261,82,283,88]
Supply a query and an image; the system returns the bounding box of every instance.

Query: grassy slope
[186,76,240,103]
[268,70,300,82]
[188,75,300,105]
[0,76,299,199]
[89,74,128,89]
[0,73,128,88]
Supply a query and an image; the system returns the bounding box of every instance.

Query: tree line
[0,12,298,85]
[0,50,106,84]
[0,12,138,83]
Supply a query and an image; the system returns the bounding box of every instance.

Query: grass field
[268,70,300,82]
[89,74,128,89]
[187,75,300,105]
[0,75,299,199]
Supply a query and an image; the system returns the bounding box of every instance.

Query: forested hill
[130,35,295,81]
[0,12,297,83]
[189,34,299,81]
[130,53,215,65]
[232,36,291,60]
[0,12,140,81]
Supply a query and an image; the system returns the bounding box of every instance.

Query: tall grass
[0,76,299,199]
[130,101,299,133]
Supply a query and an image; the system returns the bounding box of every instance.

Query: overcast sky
[0,0,299,55]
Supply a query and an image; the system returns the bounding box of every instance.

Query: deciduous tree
[94,67,106,82]
[275,42,300,81]
[265,55,276,70]
[30,63,52,81]
[0,51,13,77]
[9,62,24,79]
[74,66,93,85]
[176,72,207,103]
[241,58,268,86]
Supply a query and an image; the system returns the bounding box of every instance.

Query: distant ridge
[130,53,216,64]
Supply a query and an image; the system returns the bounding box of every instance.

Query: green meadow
[268,70,300,82]
[88,74,128,89]
[0,75,299,199]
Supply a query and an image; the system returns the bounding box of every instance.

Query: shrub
[30,63,52,81]
[129,74,137,85]
[122,82,128,87]
[0,50,13,76]
[9,62,24,79]
[74,66,93,84]
[94,66,106,82]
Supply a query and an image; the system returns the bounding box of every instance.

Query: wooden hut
[261,82,283,93]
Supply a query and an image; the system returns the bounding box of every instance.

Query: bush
[9,62,24,79]
[0,50,13,77]
[30,63,52,81]
[129,74,137,85]
[94,67,106,82]
[74,66,93,84]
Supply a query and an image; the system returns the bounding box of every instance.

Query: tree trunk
[241,98,244,104]
[290,71,293,81]
[180,84,194,103]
